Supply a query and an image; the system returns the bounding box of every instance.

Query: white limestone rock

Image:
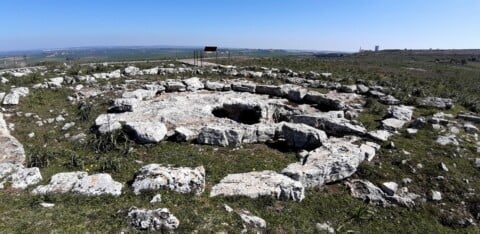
[122,89,156,100]
[183,77,204,91]
[127,207,179,230]
[304,91,345,110]
[62,122,75,131]
[124,122,167,144]
[71,173,123,196]
[436,135,459,146]
[0,163,42,190]
[347,179,420,208]
[420,97,454,109]
[0,113,26,164]
[11,87,29,97]
[388,105,414,121]
[430,190,442,201]
[379,95,400,105]
[165,80,186,92]
[32,171,88,195]
[360,143,377,161]
[204,81,226,91]
[231,82,256,93]
[464,124,478,134]
[380,182,399,196]
[97,121,122,134]
[368,130,392,142]
[111,98,140,112]
[143,67,159,75]
[107,69,122,78]
[2,92,19,105]
[280,123,328,150]
[382,118,407,131]
[239,210,266,233]
[124,66,141,76]
[290,112,367,137]
[282,138,364,188]
[174,127,197,142]
[150,194,162,203]
[197,125,244,147]
[210,170,305,201]
[132,164,205,195]
[316,223,335,233]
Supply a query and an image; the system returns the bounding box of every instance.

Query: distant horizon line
[1,44,479,55]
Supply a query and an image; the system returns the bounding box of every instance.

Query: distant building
[375,45,380,52]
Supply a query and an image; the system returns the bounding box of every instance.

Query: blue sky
[0,0,479,52]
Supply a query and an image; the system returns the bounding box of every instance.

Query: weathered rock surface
[381,182,398,196]
[239,210,266,233]
[282,138,364,187]
[304,91,345,110]
[388,105,414,121]
[280,123,328,149]
[174,127,197,141]
[210,170,304,201]
[316,223,335,233]
[32,171,123,196]
[32,171,87,195]
[124,122,167,143]
[127,207,180,230]
[382,118,407,131]
[124,66,141,76]
[346,179,420,208]
[0,163,42,189]
[96,91,317,141]
[204,81,227,91]
[183,77,204,91]
[457,114,480,124]
[165,80,186,92]
[464,124,478,134]
[231,82,256,93]
[430,190,442,201]
[197,124,278,147]
[110,98,140,112]
[97,121,122,134]
[420,97,454,109]
[132,164,205,195]
[436,135,459,146]
[2,92,19,105]
[360,143,378,161]
[290,112,367,137]
[70,173,123,196]
[0,113,26,164]
[379,95,400,105]
[122,89,156,100]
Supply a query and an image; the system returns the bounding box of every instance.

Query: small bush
[89,129,132,154]
[26,147,55,168]
[77,101,93,121]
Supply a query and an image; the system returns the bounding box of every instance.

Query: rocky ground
[0,54,479,233]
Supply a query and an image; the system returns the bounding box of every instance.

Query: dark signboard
[204,46,217,52]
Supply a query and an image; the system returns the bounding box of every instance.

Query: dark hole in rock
[212,104,262,125]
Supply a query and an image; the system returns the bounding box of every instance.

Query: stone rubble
[347,179,420,208]
[127,207,180,231]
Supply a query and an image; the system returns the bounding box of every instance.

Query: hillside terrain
[0,51,479,233]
